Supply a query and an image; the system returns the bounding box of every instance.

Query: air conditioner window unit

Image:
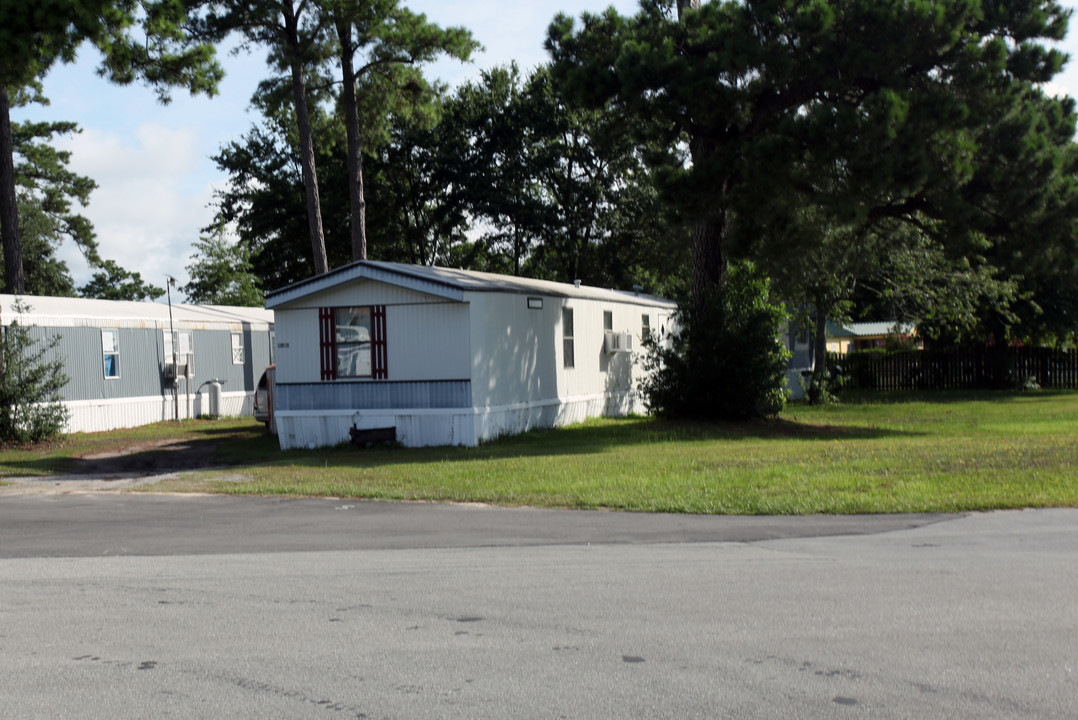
[165,362,189,379]
[604,332,633,354]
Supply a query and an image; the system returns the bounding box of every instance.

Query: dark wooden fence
[838,347,1078,391]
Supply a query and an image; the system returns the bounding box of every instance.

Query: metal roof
[266,260,678,310]
[0,294,274,330]
[827,320,917,338]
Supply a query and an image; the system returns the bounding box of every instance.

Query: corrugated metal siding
[188,329,261,393]
[172,327,271,403]
[250,329,274,381]
[21,325,271,403]
[28,325,166,402]
[277,381,471,411]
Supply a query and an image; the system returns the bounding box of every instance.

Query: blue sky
[14,0,1078,300]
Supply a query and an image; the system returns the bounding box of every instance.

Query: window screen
[102,329,120,378]
[563,308,575,369]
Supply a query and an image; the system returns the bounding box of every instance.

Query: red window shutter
[371,305,388,379]
[319,307,336,380]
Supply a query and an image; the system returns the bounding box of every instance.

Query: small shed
[826,321,921,355]
[0,294,274,433]
[265,261,678,448]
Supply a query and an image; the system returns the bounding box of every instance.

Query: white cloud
[54,124,219,297]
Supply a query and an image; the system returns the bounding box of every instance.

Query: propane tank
[208,379,223,417]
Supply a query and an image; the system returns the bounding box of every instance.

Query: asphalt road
[1,496,1075,719]
[0,493,950,558]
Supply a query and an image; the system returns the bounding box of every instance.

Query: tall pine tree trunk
[283,3,328,276]
[678,0,726,321]
[336,18,368,262]
[688,137,728,323]
[0,87,25,294]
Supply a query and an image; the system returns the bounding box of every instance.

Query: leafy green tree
[0,299,69,445]
[760,80,1078,360]
[212,96,352,289]
[548,0,1071,417]
[78,259,165,301]
[362,106,474,267]
[0,85,94,295]
[0,0,223,293]
[182,223,264,306]
[441,65,544,275]
[639,262,789,419]
[9,197,79,297]
[329,0,477,261]
[198,0,335,275]
[213,69,485,285]
[444,64,686,294]
[9,86,100,255]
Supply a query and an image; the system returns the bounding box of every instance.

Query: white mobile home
[266,261,678,448]
[0,294,274,433]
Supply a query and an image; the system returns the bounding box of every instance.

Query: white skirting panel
[62,391,254,434]
[473,390,641,443]
[275,409,479,450]
[274,390,645,449]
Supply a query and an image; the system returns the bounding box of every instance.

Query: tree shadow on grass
[1,422,279,478]
[2,413,921,478]
[269,414,924,472]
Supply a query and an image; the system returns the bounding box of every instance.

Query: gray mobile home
[0,294,274,433]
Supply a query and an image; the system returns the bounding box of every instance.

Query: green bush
[639,262,790,420]
[0,299,69,445]
[801,352,851,404]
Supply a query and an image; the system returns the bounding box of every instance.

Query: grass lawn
[2,391,1076,514]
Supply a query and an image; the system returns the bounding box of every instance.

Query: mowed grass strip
[3,392,1076,513]
[164,391,1078,513]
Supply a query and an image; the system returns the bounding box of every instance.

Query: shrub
[639,262,790,420]
[0,299,69,445]
[801,352,850,404]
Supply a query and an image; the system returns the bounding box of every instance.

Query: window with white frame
[102,329,120,378]
[231,332,244,364]
[562,308,575,369]
[163,330,194,375]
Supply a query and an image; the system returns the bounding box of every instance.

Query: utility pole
[166,275,179,421]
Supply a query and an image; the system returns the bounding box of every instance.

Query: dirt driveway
[2,437,233,494]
